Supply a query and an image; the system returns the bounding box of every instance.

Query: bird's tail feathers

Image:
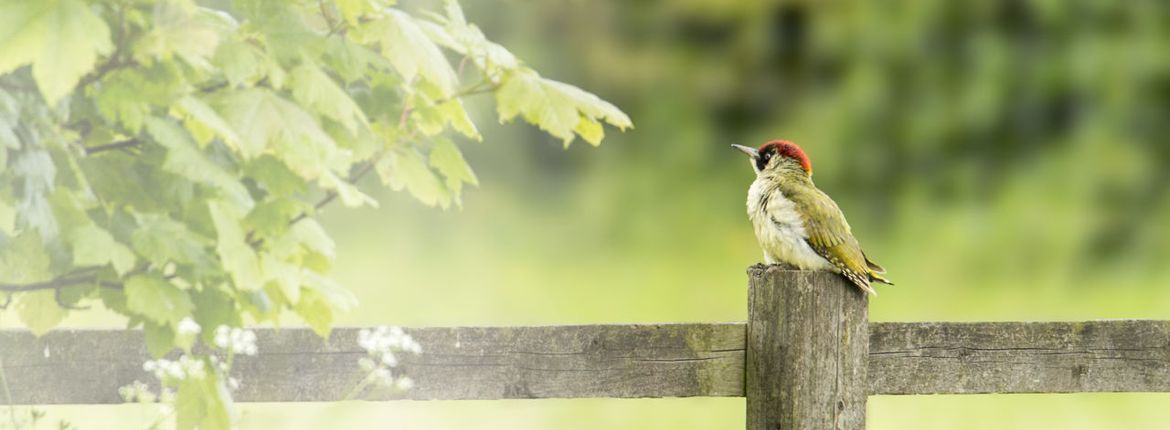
[869,270,894,286]
[864,255,887,274]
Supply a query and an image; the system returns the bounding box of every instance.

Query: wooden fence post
[746,265,869,430]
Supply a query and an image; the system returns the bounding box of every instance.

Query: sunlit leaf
[174,96,241,148]
[429,138,478,202]
[497,68,632,147]
[0,198,16,235]
[375,148,448,207]
[212,39,265,86]
[0,0,113,104]
[261,253,301,304]
[146,117,253,209]
[358,9,457,95]
[131,214,215,269]
[0,230,50,284]
[71,224,137,275]
[144,320,176,358]
[289,61,368,133]
[208,200,263,290]
[135,1,230,70]
[213,88,343,180]
[125,274,194,326]
[16,290,67,337]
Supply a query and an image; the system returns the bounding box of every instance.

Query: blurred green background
[37,0,1170,428]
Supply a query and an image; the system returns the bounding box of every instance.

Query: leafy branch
[0,1,631,428]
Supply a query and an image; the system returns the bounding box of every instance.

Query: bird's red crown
[760,140,812,174]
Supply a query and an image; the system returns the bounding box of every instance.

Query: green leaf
[359,9,457,95]
[71,224,137,275]
[542,79,633,130]
[213,88,343,180]
[208,201,263,290]
[293,288,333,338]
[15,290,67,337]
[174,96,241,149]
[100,287,130,316]
[144,321,176,358]
[290,219,335,261]
[417,1,519,73]
[375,148,448,207]
[125,274,194,326]
[0,0,113,104]
[244,155,307,198]
[58,283,96,308]
[336,0,373,25]
[302,270,357,311]
[429,138,478,202]
[212,39,265,87]
[176,374,232,430]
[146,117,253,209]
[574,115,604,146]
[413,99,480,140]
[0,231,50,284]
[134,1,229,70]
[94,65,188,134]
[260,253,301,304]
[0,198,15,235]
[496,70,577,144]
[289,61,368,133]
[319,171,377,208]
[12,150,58,240]
[293,271,357,339]
[322,36,375,83]
[243,197,303,240]
[131,214,215,270]
[191,287,240,344]
[496,69,632,146]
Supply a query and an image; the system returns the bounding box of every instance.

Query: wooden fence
[4,266,1170,428]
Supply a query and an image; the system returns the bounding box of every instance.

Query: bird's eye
[755,151,772,171]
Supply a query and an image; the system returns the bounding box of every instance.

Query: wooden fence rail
[3,267,1169,428]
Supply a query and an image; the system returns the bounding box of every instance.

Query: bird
[732,140,893,295]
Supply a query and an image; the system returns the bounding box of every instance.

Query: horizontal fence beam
[3,320,1170,404]
[868,320,1170,394]
[0,323,746,404]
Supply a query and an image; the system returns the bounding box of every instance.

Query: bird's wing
[784,185,879,294]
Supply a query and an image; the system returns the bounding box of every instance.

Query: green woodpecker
[733,140,893,295]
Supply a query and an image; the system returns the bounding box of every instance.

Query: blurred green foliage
[19,0,1170,429]
[312,1,1170,429]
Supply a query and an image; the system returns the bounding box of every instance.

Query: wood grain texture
[746,265,868,430]
[868,320,1170,395]
[4,277,1170,405]
[0,323,745,405]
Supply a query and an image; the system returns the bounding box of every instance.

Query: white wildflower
[380,351,398,367]
[214,326,231,348]
[118,380,156,403]
[177,318,201,335]
[212,325,259,356]
[354,326,422,392]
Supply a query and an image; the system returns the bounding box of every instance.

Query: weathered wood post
[746,265,869,430]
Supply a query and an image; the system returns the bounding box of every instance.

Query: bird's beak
[731,144,758,159]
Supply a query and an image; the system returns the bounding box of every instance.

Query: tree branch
[245,161,377,247]
[0,268,115,294]
[292,161,377,224]
[84,139,140,155]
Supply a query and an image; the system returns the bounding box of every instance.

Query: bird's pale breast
[746,178,835,270]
